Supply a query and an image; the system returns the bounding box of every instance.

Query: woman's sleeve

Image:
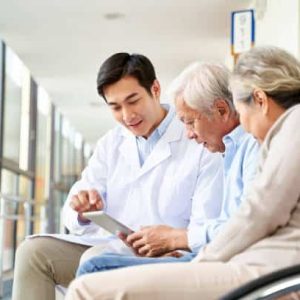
[195,113,300,262]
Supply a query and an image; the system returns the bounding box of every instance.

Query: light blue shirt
[136,104,174,166]
[188,125,260,253]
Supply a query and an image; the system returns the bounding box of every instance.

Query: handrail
[0,193,36,205]
[0,193,47,298]
[0,215,44,221]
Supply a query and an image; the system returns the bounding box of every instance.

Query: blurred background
[0,0,299,298]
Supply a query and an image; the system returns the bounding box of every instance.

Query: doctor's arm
[63,139,108,235]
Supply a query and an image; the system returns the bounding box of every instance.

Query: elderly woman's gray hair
[230,46,300,109]
[167,62,233,113]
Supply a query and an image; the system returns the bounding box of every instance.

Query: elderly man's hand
[70,189,103,222]
[162,251,184,258]
[122,225,188,257]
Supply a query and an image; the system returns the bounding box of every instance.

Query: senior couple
[13,46,300,299]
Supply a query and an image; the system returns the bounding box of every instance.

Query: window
[1,46,32,172]
[34,87,51,233]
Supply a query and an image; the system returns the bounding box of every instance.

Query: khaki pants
[12,237,110,300]
[65,261,270,300]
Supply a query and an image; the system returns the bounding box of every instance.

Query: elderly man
[68,61,259,290]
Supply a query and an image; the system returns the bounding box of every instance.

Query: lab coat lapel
[139,118,183,177]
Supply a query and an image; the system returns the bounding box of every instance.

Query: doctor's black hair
[96,53,157,101]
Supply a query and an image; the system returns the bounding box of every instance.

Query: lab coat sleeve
[62,136,109,235]
[187,149,224,252]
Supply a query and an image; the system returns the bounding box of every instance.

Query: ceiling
[0,0,252,146]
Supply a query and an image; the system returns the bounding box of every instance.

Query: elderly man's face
[175,97,226,153]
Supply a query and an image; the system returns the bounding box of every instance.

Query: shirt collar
[222,125,246,151]
[156,104,174,137]
[136,103,174,142]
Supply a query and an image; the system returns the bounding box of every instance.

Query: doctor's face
[104,76,163,138]
[175,97,226,153]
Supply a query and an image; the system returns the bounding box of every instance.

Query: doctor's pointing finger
[70,189,104,222]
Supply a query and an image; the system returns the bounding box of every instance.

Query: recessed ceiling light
[104,13,125,20]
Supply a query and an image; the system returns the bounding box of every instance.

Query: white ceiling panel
[0,0,252,145]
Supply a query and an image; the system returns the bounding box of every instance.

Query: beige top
[194,104,300,271]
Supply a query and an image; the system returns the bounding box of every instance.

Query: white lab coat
[62,112,223,251]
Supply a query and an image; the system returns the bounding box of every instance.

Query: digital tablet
[82,211,133,236]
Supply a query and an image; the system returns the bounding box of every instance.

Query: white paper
[27,233,134,255]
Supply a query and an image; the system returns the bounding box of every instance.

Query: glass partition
[34,87,50,233]
[1,169,18,271]
[74,132,83,175]
[84,143,92,167]
[2,47,24,164]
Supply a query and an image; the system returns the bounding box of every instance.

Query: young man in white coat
[12,53,223,300]
[72,62,259,278]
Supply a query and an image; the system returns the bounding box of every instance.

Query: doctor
[12,53,223,300]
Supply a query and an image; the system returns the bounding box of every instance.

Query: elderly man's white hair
[167,62,234,113]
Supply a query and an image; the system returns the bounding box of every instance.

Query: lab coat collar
[118,114,183,178]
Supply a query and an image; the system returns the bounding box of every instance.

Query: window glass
[34,87,50,233]
[74,132,83,175]
[54,110,62,183]
[62,120,74,188]
[53,189,66,233]
[84,143,92,167]
[0,169,18,271]
[0,41,3,94]
[17,176,33,246]
[2,47,23,163]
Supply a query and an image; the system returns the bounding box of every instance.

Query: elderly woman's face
[233,97,269,144]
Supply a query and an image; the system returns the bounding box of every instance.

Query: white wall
[299,0,300,58]
[254,0,300,58]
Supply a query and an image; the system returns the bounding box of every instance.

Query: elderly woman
[65,46,300,300]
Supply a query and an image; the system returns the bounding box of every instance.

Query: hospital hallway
[1,0,300,299]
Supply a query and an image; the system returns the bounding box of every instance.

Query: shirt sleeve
[62,136,109,235]
[188,136,259,253]
[194,113,300,262]
[187,148,224,252]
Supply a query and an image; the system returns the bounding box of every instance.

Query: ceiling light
[104,13,125,20]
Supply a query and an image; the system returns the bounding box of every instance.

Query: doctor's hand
[124,225,188,257]
[70,189,103,222]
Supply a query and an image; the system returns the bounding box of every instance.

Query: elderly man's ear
[214,99,231,120]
